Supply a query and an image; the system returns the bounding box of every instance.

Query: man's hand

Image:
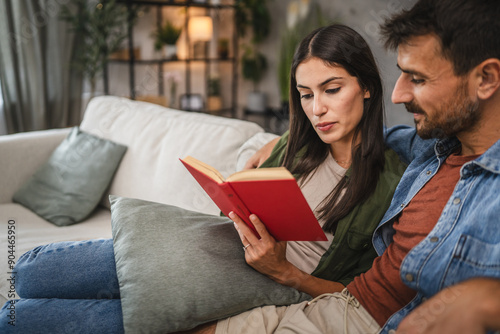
[243,137,280,170]
[397,278,500,334]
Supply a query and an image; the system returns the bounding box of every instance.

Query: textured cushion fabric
[110,196,310,334]
[12,127,127,226]
[80,96,264,214]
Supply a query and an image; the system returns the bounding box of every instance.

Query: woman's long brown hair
[283,24,386,233]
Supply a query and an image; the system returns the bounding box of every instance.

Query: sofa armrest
[0,128,71,204]
[236,132,280,171]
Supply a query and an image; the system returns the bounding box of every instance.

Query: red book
[180,156,327,241]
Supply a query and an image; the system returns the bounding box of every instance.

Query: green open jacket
[259,132,406,286]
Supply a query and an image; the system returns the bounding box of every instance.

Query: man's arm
[243,137,280,169]
[397,278,500,334]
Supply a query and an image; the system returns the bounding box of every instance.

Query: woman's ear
[475,58,500,100]
[364,89,371,99]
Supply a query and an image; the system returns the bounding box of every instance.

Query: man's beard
[404,80,481,139]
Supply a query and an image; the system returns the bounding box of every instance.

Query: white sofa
[0,96,278,304]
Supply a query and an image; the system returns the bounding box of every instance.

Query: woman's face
[295,57,369,149]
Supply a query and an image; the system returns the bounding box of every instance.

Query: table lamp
[188,16,213,58]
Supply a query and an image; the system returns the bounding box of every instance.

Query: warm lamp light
[188,16,213,41]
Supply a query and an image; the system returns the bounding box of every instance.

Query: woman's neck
[329,134,359,168]
[330,143,352,168]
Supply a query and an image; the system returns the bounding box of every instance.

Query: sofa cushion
[12,127,127,226]
[110,196,310,334]
[80,96,265,215]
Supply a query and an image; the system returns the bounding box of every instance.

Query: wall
[105,0,417,128]
[251,0,417,127]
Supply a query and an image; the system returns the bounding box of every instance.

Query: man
[191,0,500,332]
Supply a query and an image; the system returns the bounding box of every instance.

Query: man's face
[392,34,480,139]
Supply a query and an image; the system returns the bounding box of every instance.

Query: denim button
[388,330,397,334]
[453,197,461,205]
[430,236,439,243]
[405,273,414,282]
[400,203,405,208]
[426,170,432,175]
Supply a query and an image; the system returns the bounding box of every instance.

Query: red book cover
[180,156,327,242]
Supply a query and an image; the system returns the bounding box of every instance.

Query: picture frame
[180,93,204,111]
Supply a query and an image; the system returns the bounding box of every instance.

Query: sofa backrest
[80,96,265,215]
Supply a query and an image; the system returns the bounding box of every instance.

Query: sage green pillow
[13,127,127,226]
[110,196,311,334]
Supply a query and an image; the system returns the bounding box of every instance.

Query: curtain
[0,81,6,135]
[0,0,83,134]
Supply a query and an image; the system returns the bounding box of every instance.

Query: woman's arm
[229,212,345,297]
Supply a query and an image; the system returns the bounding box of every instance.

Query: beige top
[286,153,347,274]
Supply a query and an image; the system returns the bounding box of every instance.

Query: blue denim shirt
[376,125,500,333]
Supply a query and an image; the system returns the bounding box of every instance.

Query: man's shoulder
[385,125,437,164]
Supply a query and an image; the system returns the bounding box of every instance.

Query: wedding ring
[243,244,251,251]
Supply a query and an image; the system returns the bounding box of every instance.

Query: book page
[181,156,225,183]
[227,167,294,182]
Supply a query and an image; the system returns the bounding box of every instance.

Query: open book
[180,156,327,241]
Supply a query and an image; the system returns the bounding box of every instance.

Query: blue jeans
[0,239,124,333]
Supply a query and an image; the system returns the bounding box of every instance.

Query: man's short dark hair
[381,0,500,76]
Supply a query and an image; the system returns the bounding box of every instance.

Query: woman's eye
[326,87,340,94]
[301,94,313,99]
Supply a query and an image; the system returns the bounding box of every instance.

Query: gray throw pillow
[110,196,311,334]
[13,127,127,226]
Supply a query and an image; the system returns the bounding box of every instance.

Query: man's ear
[475,58,500,100]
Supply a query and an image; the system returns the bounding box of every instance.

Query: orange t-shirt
[347,152,478,326]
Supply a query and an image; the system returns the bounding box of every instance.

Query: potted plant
[207,77,222,114]
[278,2,331,112]
[235,0,271,112]
[241,47,268,112]
[60,0,138,102]
[153,20,182,60]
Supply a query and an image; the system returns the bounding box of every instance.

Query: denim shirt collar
[435,137,500,173]
[471,139,500,174]
[434,137,460,157]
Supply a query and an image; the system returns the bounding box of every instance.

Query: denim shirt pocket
[441,234,500,289]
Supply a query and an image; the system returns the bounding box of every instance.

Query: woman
[230,24,405,298]
[1,24,405,332]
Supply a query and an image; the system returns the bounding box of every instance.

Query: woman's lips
[316,122,335,131]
